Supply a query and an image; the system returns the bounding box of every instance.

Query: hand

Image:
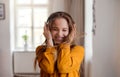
[43,23,54,47]
[66,24,76,44]
[53,51,57,62]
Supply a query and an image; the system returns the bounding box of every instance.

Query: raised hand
[66,24,76,44]
[70,24,76,43]
[43,23,54,47]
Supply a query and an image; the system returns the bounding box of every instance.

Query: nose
[57,31,63,37]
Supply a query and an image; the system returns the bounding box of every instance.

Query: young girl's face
[50,18,69,45]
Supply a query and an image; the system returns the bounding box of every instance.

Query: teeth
[57,38,62,39]
[56,38,63,41]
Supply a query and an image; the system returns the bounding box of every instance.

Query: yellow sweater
[35,43,84,77]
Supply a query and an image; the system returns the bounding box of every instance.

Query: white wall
[92,0,120,77]
[49,0,66,14]
[115,2,120,76]
[0,0,13,77]
[84,0,93,77]
[1,0,120,77]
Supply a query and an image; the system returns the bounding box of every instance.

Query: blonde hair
[34,11,78,70]
[46,11,76,45]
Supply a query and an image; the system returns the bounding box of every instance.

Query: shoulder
[71,45,84,50]
[35,45,46,55]
[71,45,84,54]
[74,45,84,50]
[36,45,45,50]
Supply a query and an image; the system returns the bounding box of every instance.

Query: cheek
[51,31,57,37]
[64,31,69,36]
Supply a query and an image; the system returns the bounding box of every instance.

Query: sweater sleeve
[57,43,84,73]
[36,46,56,74]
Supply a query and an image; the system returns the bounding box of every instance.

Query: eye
[63,29,68,32]
[52,28,58,31]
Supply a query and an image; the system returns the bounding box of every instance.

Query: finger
[69,24,76,43]
[43,32,45,37]
[44,23,50,34]
[44,23,46,32]
[43,23,48,38]
[46,24,50,31]
[73,24,76,32]
[73,24,76,36]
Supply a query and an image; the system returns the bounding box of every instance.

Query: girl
[34,11,84,77]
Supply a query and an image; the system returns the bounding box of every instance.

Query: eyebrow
[51,26,57,28]
[63,28,68,29]
[51,26,68,29]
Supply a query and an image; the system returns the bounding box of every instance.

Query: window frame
[14,0,50,51]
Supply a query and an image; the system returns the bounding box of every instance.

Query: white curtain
[49,0,66,14]
[65,0,84,45]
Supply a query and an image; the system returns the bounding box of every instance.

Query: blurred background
[0,0,120,77]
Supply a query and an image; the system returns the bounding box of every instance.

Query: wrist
[54,51,57,62]
[47,40,53,47]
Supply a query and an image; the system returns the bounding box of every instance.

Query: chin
[54,41,62,45]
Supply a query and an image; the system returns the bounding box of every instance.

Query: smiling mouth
[56,37,63,41]
[54,38,64,45]
[53,38,63,44]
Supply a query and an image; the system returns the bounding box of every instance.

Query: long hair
[46,11,77,45]
[34,11,77,70]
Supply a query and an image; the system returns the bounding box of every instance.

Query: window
[14,0,49,51]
